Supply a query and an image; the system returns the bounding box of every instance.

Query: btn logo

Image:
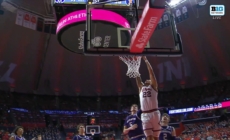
[210,5,225,16]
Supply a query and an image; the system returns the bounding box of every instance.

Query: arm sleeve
[171,136,176,140]
[124,116,130,127]
[136,110,142,119]
[72,136,76,140]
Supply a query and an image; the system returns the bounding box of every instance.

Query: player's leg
[147,135,154,140]
[142,130,154,140]
[146,135,154,140]
[153,131,160,140]
[152,110,161,140]
[142,113,154,140]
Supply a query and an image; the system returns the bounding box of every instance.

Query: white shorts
[141,110,161,137]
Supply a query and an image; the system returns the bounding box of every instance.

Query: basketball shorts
[141,110,161,137]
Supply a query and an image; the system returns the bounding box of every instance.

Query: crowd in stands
[182,119,230,140]
[24,127,62,140]
[1,109,229,139]
[0,80,229,139]
[0,81,229,111]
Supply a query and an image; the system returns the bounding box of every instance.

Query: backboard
[83,0,183,56]
[55,0,183,56]
[86,125,100,134]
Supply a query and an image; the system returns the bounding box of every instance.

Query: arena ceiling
[0,0,229,96]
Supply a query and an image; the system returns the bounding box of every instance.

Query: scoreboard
[54,0,134,6]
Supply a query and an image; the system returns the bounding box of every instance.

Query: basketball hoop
[119,56,142,78]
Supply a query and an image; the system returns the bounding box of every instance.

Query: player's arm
[123,125,138,134]
[9,136,15,140]
[171,127,177,140]
[123,118,130,134]
[123,118,138,135]
[136,110,142,119]
[172,127,176,136]
[136,76,143,93]
[142,56,158,91]
[123,126,130,134]
[72,136,77,140]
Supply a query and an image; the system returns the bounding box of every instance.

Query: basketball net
[90,132,95,136]
[119,0,142,78]
[119,56,142,78]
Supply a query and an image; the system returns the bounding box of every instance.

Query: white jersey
[139,85,158,111]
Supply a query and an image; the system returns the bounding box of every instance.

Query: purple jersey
[72,135,91,140]
[124,110,145,140]
[159,126,174,140]
[14,136,26,140]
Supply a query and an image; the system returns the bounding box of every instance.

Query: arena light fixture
[198,0,207,6]
[166,0,187,8]
[1,0,17,13]
[0,0,4,15]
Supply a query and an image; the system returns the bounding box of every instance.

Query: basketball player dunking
[9,126,26,140]
[72,124,91,140]
[123,104,146,140]
[136,56,161,140]
[159,113,176,140]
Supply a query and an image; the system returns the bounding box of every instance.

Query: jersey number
[163,133,167,140]
[129,122,132,126]
[143,91,151,98]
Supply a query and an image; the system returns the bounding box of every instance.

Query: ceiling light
[167,0,187,8]
[1,1,17,13]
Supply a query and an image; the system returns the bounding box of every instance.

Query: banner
[15,10,38,30]
[154,6,189,31]
[15,10,24,26]
[169,101,230,114]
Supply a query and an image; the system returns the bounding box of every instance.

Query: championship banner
[29,15,38,30]
[163,14,170,27]
[15,10,38,30]
[175,9,183,23]
[15,10,24,26]
[154,5,189,31]
[182,6,189,20]
[157,18,164,29]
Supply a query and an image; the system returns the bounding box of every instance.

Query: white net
[90,132,95,136]
[119,56,142,78]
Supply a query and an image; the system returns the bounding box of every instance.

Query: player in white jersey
[136,56,161,140]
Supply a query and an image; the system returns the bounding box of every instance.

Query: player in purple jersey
[159,113,176,140]
[72,124,91,140]
[123,104,146,140]
[9,126,26,140]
